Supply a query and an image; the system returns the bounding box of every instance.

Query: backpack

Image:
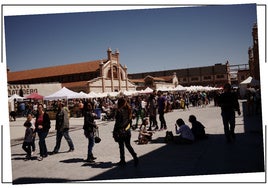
[165,131,174,143]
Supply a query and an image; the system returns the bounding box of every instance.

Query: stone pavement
[8,101,265,184]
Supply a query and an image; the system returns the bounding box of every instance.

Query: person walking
[83,102,98,163]
[113,97,139,167]
[146,91,158,131]
[35,104,51,161]
[25,113,36,154]
[22,121,34,160]
[52,101,74,154]
[157,90,167,130]
[218,83,241,143]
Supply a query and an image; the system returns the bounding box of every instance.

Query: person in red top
[35,103,51,161]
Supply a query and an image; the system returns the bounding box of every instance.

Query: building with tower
[7,48,136,95]
[248,23,260,80]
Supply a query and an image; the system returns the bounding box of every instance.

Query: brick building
[7,48,136,93]
[129,61,231,90]
[248,23,260,80]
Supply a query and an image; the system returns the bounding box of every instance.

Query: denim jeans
[38,131,48,157]
[87,132,95,156]
[53,130,74,152]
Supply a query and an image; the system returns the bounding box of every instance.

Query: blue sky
[4,4,257,74]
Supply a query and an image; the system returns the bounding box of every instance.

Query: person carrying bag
[113,97,138,167]
[94,128,101,144]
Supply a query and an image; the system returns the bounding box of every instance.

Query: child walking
[22,121,34,160]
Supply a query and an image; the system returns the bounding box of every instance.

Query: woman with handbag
[83,102,98,163]
[113,97,139,167]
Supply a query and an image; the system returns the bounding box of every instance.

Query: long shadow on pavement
[80,133,264,181]
[13,103,265,183]
[13,134,264,184]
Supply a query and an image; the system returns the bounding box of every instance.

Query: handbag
[94,128,101,143]
[113,123,131,142]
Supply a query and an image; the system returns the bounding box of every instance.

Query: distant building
[248,23,260,80]
[237,69,250,85]
[129,62,231,90]
[7,48,136,93]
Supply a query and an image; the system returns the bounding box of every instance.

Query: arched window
[113,66,118,79]
[107,66,118,79]
[107,69,112,78]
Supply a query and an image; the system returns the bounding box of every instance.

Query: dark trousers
[221,110,236,141]
[87,132,94,156]
[22,141,33,157]
[53,130,74,152]
[32,136,36,152]
[158,110,167,129]
[118,132,137,162]
[38,131,48,157]
[149,114,158,130]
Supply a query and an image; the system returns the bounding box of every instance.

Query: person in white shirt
[175,118,194,144]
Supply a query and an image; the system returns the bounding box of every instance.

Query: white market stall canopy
[139,87,154,94]
[8,94,25,102]
[43,85,222,101]
[44,87,81,100]
[156,85,220,92]
[240,76,260,86]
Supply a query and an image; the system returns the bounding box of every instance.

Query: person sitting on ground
[138,118,154,144]
[174,118,194,144]
[188,115,208,140]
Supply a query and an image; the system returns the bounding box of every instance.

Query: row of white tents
[8,76,260,102]
[43,85,223,100]
[8,85,222,102]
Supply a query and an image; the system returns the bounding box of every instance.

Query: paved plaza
[8,101,265,183]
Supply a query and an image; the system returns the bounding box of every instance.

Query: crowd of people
[19,85,260,166]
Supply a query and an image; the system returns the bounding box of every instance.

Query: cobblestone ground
[7,101,265,183]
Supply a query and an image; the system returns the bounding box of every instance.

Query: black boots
[117,156,139,167]
[134,156,139,167]
[86,154,96,162]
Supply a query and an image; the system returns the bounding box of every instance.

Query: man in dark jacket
[218,83,241,143]
[52,101,74,154]
[83,102,98,162]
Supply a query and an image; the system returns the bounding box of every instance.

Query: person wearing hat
[218,83,241,143]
